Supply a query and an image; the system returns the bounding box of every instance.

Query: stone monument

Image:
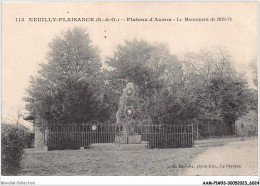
[115,82,141,144]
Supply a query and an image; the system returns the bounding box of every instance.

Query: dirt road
[184,138,258,176]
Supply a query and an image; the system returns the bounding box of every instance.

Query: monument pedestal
[115,135,141,144]
[115,135,127,144]
[128,135,141,144]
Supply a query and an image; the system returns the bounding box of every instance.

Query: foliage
[148,87,200,125]
[206,76,250,121]
[24,27,110,127]
[106,42,256,136]
[249,58,258,88]
[105,39,181,122]
[106,40,173,96]
[24,132,34,148]
[1,124,30,175]
[149,48,256,135]
[23,28,256,137]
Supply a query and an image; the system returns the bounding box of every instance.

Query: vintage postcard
[1,1,258,185]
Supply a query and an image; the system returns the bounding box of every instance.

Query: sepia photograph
[1,1,258,185]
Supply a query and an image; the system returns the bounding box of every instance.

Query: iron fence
[46,123,194,150]
[47,124,117,150]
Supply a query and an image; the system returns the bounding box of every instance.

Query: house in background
[235,110,258,136]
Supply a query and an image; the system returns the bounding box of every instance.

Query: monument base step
[115,135,141,144]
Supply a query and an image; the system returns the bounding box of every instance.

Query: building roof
[23,115,35,121]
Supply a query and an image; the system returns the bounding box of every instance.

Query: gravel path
[184,137,258,176]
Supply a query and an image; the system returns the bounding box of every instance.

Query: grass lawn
[18,136,250,176]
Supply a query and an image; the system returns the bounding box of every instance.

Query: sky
[2,2,258,129]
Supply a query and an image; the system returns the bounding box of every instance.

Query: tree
[249,58,257,88]
[24,27,109,127]
[105,39,181,122]
[149,48,255,136]
[181,48,254,134]
[106,39,179,97]
[15,107,24,125]
[206,75,251,134]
